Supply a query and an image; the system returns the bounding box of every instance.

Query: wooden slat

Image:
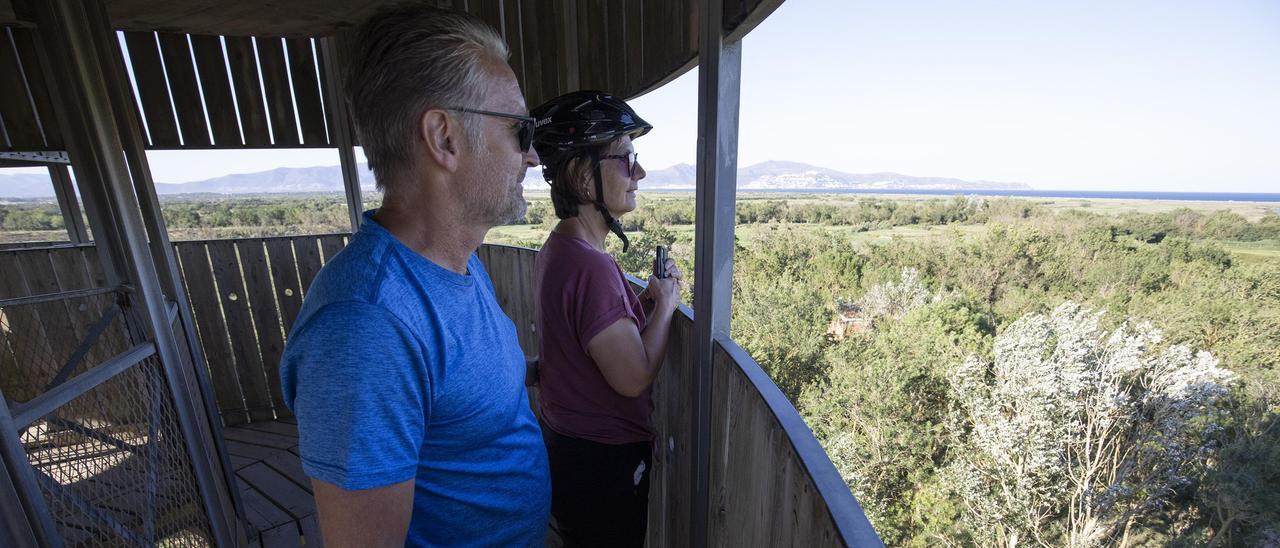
[228,452,256,470]
[708,345,845,546]
[14,251,84,382]
[576,0,609,91]
[681,0,698,65]
[223,36,271,147]
[239,420,299,439]
[174,241,248,425]
[623,0,644,92]
[206,240,275,422]
[264,451,311,494]
[156,33,212,147]
[647,312,694,546]
[299,514,323,548]
[45,248,115,370]
[605,0,628,94]
[189,34,243,146]
[236,240,288,413]
[265,239,304,335]
[519,0,556,105]
[237,483,293,534]
[291,236,323,296]
[284,38,327,146]
[502,0,528,97]
[316,234,346,265]
[0,28,44,150]
[0,252,57,398]
[239,462,314,519]
[9,28,62,148]
[253,37,300,147]
[225,438,280,462]
[260,523,302,547]
[122,31,181,147]
[223,427,296,450]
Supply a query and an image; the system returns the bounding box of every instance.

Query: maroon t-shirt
[534,231,652,444]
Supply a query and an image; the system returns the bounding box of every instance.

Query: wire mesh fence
[2,291,213,546]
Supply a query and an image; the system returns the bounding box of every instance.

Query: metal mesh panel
[2,293,213,546]
[1,292,130,404]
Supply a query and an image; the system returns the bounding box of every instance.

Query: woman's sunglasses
[600,152,640,178]
[449,107,535,152]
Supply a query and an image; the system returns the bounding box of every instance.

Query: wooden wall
[2,0,783,152]
[2,237,875,545]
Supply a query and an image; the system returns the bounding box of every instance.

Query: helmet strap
[590,149,629,253]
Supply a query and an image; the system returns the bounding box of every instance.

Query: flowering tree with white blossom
[946,302,1236,547]
[855,267,934,322]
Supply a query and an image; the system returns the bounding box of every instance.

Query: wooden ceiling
[0,0,782,152]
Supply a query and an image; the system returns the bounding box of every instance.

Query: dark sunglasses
[449,107,536,152]
[600,152,640,178]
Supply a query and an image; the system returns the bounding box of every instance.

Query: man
[278,6,547,546]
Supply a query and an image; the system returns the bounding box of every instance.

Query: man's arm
[312,478,414,547]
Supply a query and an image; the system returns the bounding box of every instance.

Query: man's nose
[523,147,541,167]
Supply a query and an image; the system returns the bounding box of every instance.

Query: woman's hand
[661,258,684,287]
[645,275,680,314]
[640,258,683,315]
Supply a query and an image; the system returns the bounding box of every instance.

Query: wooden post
[692,0,743,545]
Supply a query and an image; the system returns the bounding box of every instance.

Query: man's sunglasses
[449,107,535,152]
[600,152,640,178]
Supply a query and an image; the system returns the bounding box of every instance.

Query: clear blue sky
[631,0,1280,192]
[6,0,1279,192]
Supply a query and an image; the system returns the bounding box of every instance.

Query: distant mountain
[645,160,1030,191]
[0,160,1029,198]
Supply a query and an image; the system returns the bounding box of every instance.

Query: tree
[946,303,1236,547]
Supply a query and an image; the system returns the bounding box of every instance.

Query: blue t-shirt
[279,212,550,546]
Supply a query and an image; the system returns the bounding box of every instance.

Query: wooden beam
[691,0,742,545]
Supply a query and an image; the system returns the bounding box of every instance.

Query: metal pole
[319,36,363,231]
[692,0,743,544]
[48,165,88,244]
[83,4,247,538]
[0,452,42,548]
[0,390,60,548]
[26,1,236,545]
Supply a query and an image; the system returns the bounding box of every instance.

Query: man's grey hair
[346,6,510,190]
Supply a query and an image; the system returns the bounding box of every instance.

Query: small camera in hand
[653,246,668,279]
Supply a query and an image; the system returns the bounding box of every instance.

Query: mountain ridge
[0,161,1031,198]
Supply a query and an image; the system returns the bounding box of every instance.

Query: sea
[655,188,1280,203]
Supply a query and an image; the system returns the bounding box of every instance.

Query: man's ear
[420,109,460,172]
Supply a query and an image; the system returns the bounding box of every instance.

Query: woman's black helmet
[530,91,652,252]
[531,90,652,167]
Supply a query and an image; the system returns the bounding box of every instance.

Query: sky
[5,0,1279,192]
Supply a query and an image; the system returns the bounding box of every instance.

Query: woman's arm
[586,276,680,397]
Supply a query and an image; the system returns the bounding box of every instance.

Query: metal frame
[0,387,60,547]
[48,164,88,244]
[0,150,71,165]
[22,0,238,544]
[691,0,743,545]
[320,35,363,231]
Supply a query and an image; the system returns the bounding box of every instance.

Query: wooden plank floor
[223,418,322,547]
[225,418,562,547]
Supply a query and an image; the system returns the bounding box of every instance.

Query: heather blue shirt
[279,211,550,546]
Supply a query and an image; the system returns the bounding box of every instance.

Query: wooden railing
[487,246,880,546]
[4,237,879,546]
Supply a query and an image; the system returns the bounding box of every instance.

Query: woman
[529,91,682,547]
